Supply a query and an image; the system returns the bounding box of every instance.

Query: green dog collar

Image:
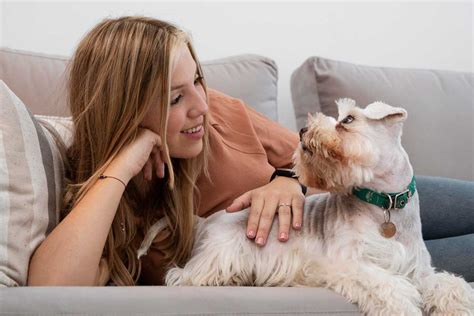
[352,176,416,210]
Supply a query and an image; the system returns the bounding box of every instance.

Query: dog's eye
[341,115,354,124]
[299,127,308,141]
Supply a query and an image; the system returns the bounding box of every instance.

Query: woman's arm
[28,128,163,286]
[27,163,130,286]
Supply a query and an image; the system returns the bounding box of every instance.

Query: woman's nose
[188,88,208,117]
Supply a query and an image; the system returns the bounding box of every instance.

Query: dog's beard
[294,129,376,192]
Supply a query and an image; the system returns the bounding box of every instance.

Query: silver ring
[278,203,292,208]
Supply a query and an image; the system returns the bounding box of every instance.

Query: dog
[139,99,474,315]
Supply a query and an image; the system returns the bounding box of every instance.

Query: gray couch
[0,48,472,315]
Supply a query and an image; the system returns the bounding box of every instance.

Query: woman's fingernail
[256,237,265,246]
[247,230,255,238]
[294,223,301,229]
[279,232,288,240]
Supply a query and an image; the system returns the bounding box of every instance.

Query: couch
[0,48,473,315]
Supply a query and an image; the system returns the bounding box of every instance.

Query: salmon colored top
[138,89,299,285]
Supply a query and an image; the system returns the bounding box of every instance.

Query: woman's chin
[169,141,203,159]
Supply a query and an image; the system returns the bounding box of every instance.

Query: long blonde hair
[63,16,209,285]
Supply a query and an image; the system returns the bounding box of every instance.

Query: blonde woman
[27,16,306,286]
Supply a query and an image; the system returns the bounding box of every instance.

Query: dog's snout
[299,127,308,142]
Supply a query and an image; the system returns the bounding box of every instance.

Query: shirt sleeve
[243,104,299,168]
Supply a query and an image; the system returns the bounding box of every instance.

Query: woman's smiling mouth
[180,124,204,140]
[181,124,203,134]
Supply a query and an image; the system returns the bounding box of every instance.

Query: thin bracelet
[98,174,126,188]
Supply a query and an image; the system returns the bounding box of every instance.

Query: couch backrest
[0,48,278,121]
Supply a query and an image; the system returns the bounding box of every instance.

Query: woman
[27,16,307,286]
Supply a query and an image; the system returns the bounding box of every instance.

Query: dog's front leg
[411,245,474,315]
[165,236,255,286]
[304,259,423,315]
[415,269,474,315]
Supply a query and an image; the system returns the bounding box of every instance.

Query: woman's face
[142,45,208,159]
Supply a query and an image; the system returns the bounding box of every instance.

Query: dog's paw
[359,292,421,315]
[421,272,474,316]
[369,294,422,316]
[376,304,422,316]
[164,267,185,286]
[359,277,423,315]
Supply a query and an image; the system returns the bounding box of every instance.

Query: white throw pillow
[34,115,73,148]
[0,80,64,286]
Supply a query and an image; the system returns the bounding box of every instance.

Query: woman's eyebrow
[171,83,186,91]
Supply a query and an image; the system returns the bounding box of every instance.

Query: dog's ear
[362,101,407,123]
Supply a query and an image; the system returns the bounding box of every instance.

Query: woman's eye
[341,115,354,124]
[171,94,182,105]
[194,75,204,86]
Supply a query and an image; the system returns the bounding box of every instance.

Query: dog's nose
[299,127,308,142]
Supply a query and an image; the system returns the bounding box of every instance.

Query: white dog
[139,99,474,315]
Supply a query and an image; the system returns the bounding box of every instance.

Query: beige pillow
[0,81,64,286]
[0,48,279,121]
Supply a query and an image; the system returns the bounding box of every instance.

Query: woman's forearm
[27,167,129,286]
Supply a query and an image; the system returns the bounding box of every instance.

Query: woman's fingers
[145,132,165,179]
[277,202,292,242]
[246,193,265,240]
[143,158,152,181]
[226,191,252,213]
[292,196,304,230]
[152,147,165,178]
[254,196,279,247]
[225,177,306,247]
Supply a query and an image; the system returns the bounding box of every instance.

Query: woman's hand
[107,128,165,183]
[226,176,305,246]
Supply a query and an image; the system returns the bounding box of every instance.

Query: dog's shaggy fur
[141,99,474,315]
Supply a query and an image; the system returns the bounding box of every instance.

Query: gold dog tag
[380,222,397,238]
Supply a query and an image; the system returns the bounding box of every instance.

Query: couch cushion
[0,49,69,117]
[425,235,474,282]
[202,54,278,121]
[416,176,474,282]
[417,176,474,240]
[290,56,474,181]
[0,48,278,121]
[0,81,64,286]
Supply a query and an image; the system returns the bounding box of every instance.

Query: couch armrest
[1,286,359,315]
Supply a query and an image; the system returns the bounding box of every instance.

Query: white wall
[2,1,472,131]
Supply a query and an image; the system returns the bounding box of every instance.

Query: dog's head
[293,98,408,192]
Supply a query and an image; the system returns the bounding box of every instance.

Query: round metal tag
[380,222,397,238]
